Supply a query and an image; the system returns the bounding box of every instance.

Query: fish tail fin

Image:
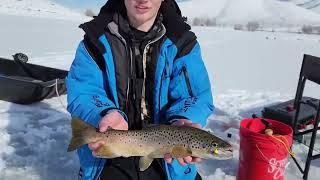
[67,117,97,152]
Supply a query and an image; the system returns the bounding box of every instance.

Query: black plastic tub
[0,53,68,104]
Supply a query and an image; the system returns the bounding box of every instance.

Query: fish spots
[202,142,209,149]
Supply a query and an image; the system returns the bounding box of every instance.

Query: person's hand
[88,110,128,156]
[164,119,202,166]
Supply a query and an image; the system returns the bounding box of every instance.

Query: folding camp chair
[262,54,320,179]
[291,54,320,180]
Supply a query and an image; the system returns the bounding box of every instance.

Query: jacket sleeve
[66,41,125,127]
[165,42,214,127]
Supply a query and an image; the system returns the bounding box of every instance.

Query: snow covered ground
[1,0,320,180]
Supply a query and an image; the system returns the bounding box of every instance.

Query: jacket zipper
[182,66,194,97]
[125,44,134,110]
[141,29,166,123]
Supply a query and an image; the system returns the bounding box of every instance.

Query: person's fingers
[114,119,128,131]
[164,153,172,158]
[91,142,106,157]
[177,158,187,166]
[192,157,202,163]
[88,142,98,151]
[99,125,111,132]
[183,156,193,164]
[92,150,97,157]
[99,119,113,132]
[99,111,120,131]
[88,144,93,150]
[191,123,201,129]
[172,120,184,126]
[172,119,194,127]
[100,111,129,131]
[88,141,105,151]
[180,119,192,124]
[164,154,173,164]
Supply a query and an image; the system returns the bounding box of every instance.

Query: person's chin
[134,15,150,24]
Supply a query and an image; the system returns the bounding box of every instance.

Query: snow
[0,99,79,180]
[179,0,320,28]
[196,26,320,97]
[0,0,87,21]
[1,0,320,180]
[0,14,83,63]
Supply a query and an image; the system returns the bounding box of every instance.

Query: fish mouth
[223,147,234,158]
[212,148,233,160]
[221,149,233,159]
[202,148,233,160]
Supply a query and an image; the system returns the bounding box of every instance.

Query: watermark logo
[268,158,290,179]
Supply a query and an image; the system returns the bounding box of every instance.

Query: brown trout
[68,117,233,171]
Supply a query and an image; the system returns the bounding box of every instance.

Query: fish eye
[212,143,218,147]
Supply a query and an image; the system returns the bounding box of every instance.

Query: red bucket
[237,118,293,180]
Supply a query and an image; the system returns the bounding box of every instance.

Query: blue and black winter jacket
[66,1,214,179]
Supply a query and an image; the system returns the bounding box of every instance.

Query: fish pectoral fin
[95,145,118,158]
[139,156,154,171]
[171,146,192,158]
[139,148,170,171]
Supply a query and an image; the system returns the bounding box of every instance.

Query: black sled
[0,53,68,104]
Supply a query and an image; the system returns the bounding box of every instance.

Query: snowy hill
[292,0,320,11]
[293,0,320,13]
[179,0,320,28]
[0,0,86,21]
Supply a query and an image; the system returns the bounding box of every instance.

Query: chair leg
[293,78,306,134]
[303,132,315,180]
[303,103,320,180]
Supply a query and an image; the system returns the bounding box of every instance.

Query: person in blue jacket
[66,0,214,179]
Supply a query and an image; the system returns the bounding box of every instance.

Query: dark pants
[99,157,202,180]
